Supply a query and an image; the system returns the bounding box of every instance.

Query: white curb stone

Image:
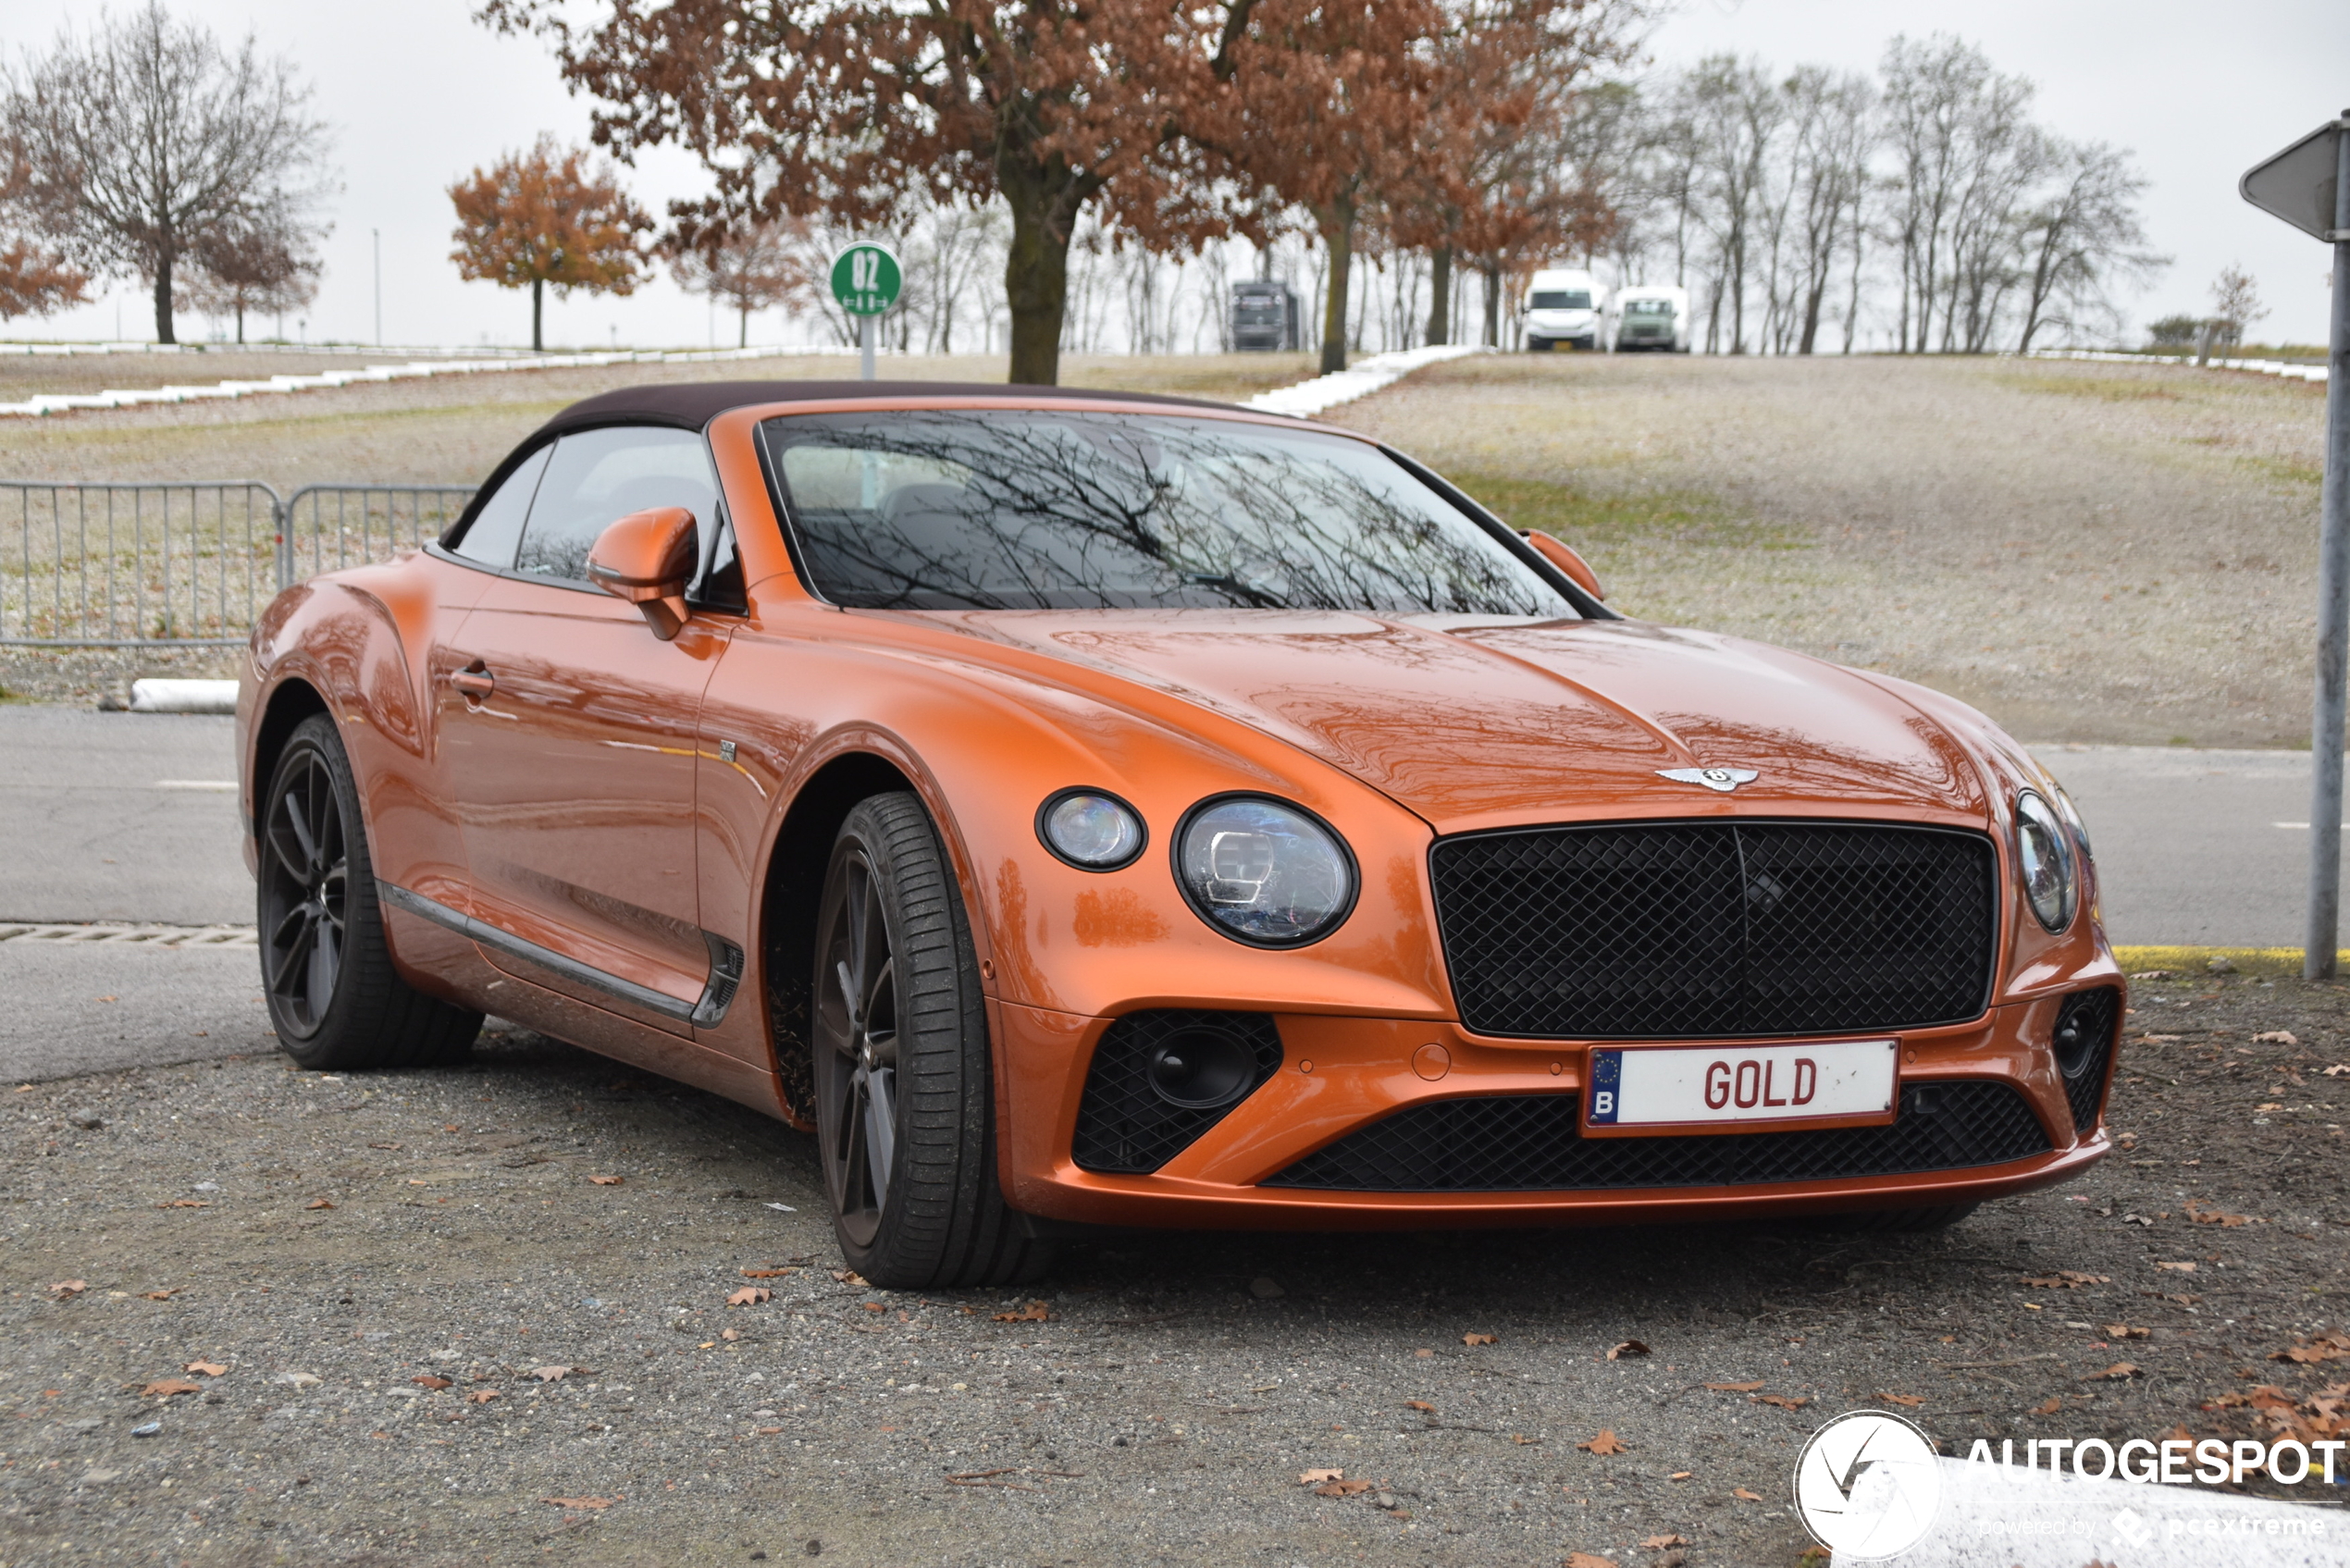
[1244,343,1491,418]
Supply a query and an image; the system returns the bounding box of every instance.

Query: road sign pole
[860,315,874,382]
[2307,113,2350,980]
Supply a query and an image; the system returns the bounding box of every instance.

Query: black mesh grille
[2054,987,2121,1132]
[1430,821,1998,1039]
[1265,1080,2049,1191]
[1071,1011,1283,1175]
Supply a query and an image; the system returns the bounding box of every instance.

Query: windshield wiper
[1183,572,1289,608]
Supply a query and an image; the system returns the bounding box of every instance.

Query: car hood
[916,611,1992,833]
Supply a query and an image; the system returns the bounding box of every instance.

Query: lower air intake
[2053,987,2121,1132]
[1265,1080,2050,1191]
[1071,1010,1282,1175]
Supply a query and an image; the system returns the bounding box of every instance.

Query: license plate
[1585,1039,1898,1133]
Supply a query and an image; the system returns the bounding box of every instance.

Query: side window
[451,443,552,568]
[513,426,722,583]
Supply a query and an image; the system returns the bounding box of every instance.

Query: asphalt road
[0,706,2340,1087]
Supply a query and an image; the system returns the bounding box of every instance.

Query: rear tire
[257,714,482,1069]
[812,792,1056,1290]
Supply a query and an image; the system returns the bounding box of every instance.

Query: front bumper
[993,994,2110,1229]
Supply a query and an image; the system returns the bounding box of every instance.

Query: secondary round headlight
[1174,796,1356,946]
[2014,790,2077,932]
[1036,789,1146,870]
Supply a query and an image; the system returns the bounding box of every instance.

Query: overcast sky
[7,0,2347,350]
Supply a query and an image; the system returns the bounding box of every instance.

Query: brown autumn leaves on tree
[670,223,811,349]
[448,135,649,352]
[482,0,1635,384]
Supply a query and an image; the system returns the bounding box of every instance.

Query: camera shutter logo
[1792,1409,1944,1561]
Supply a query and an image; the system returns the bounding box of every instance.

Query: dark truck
[1231,281,1301,352]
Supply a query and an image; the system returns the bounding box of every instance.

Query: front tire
[812,792,1055,1289]
[257,714,482,1069]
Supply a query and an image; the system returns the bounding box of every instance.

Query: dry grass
[1337,352,2329,747]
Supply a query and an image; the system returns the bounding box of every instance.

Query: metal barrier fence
[0,480,475,648]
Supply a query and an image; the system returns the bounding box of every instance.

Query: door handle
[450,664,496,700]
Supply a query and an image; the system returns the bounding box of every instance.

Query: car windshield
[1528,290,1592,310]
[761,409,1576,616]
[1626,299,1675,317]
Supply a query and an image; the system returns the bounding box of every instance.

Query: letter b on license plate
[1586,1039,1897,1132]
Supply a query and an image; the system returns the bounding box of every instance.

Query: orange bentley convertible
[237,381,2121,1286]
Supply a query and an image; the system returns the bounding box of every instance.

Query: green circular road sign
[829,242,903,317]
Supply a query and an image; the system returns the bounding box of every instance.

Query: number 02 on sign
[829,242,903,317]
[1585,1039,1897,1134]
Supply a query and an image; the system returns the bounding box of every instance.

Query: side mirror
[1518,528,1605,602]
[587,507,698,640]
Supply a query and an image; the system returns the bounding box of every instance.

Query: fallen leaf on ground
[2032,1396,2064,1415]
[2256,1103,2285,1113]
[993,1300,1052,1323]
[2272,1331,2350,1364]
[158,1199,209,1209]
[1876,1392,1925,1406]
[1577,1429,1625,1455]
[1413,1348,1434,1358]
[1751,1393,1812,1409]
[304,1198,334,1210]
[725,1287,772,1307]
[529,1366,571,1382]
[739,1267,794,1279]
[541,1497,616,1510]
[1511,1433,1540,1445]
[1298,1468,1344,1485]
[47,1280,86,1297]
[1566,1554,1618,1568]
[2087,1363,2143,1380]
[142,1379,202,1398]
[588,1175,624,1186]
[831,1269,868,1285]
[2020,1272,2108,1289]
[1316,1478,1373,1497]
[2323,1064,2349,1078]
[185,1361,228,1377]
[1404,1401,1434,1412]
[861,1303,885,1314]
[2252,1031,2298,1045]
[2183,1201,2256,1228]
[1732,1487,1764,1501]
[411,1376,451,1390]
[1705,1380,1764,1392]
[2156,1261,2198,1273]
[1642,1536,1688,1550]
[1606,1340,1651,1361]
[466,1389,499,1404]
[1463,1333,1497,1347]
[721,1327,739,1341]
[2104,1325,2152,1340]
[141,1288,179,1301]
[1667,1471,1692,1481]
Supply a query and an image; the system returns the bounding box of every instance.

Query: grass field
[1,348,2329,746]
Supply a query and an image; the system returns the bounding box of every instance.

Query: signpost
[2242,114,2350,978]
[828,241,904,382]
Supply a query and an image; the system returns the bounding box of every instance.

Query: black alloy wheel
[257,714,481,1069]
[811,792,1056,1289]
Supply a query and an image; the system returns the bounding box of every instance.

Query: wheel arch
[756,750,925,1122]
[248,676,330,846]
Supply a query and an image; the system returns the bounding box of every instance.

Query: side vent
[1071,1011,1282,1175]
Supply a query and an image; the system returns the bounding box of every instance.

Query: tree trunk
[737,303,748,349]
[1481,261,1502,347]
[153,251,175,345]
[1312,200,1355,376]
[531,278,544,352]
[1425,245,1452,347]
[1001,162,1085,387]
[235,301,245,346]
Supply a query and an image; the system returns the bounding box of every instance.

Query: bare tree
[1775,67,1874,353]
[2012,140,2164,351]
[670,220,810,348]
[2,2,333,343]
[184,207,320,342]
[2208,264,2267,348]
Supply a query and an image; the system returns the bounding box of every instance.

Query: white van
[1605,285,1691,352]
[1521,268,1605,352]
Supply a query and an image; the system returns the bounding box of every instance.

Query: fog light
[1144,1026,1256,1109]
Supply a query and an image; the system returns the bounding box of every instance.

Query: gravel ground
[1341,353,2331,748]
[5,975,2345,1567]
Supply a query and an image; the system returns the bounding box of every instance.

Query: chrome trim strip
[376,880,722,1025]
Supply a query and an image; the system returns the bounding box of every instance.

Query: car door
[438,424,736,1036]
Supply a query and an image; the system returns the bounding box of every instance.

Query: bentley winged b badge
[1658,766,1759,794]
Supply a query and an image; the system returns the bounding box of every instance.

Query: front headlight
[1174,796,1356,946]
[1037,788,1147,870]
[2014,790,2077,932]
